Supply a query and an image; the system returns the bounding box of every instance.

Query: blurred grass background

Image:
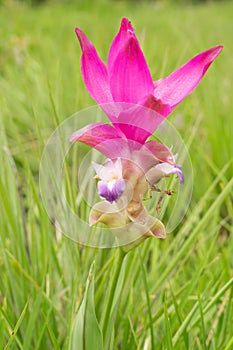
[0,0,233,349]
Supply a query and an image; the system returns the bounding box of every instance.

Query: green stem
[102,248,127,347]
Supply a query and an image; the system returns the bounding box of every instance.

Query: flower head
[93,158,126,203]
[71,18,222,248]
[74,17,222,138]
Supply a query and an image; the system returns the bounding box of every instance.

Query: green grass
[0,0,233,349]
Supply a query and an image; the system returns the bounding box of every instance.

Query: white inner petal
[92,158,123,182]
[107,179,117,191]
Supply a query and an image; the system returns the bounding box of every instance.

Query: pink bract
[72,18,222,148]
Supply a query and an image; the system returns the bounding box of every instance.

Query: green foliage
[0,0,233,349]
[70,263,104,350]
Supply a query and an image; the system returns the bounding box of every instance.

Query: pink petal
[154,46,223,110]
[132,140,175,173]
[144,140,175,164]
[108,18,136,73]
[113,100,169,143]
[70,123,119,145]
[75,28,113,104]
[113,122,151,145]
[109,36,154,103]
[140,94,172,117]
[70,123,130,159]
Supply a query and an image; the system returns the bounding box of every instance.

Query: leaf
[0,318,5,349]
[103,249,126,349]
[70,262,104,350]
[2,301,28,350]
[164,291,174,350]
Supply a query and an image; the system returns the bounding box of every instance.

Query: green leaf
[2,301,28,350]
[102,249,126,349]
[0,318,5,349]
[164,292,174,350]
[70,262,103,350]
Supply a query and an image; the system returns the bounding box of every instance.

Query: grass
[0,0,233,349]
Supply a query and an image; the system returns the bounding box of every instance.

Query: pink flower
[74,18,222,142]
[70,18,222,246]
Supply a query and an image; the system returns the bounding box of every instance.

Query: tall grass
[0,0,232,349]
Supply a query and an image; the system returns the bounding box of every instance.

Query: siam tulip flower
[92,158,126,204]
[74,18,222,141]
[70,117,180,243]
[70,18,222,247]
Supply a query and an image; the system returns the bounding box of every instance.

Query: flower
[74,17,222,139]
[92,158,126,203]
[70,18,222,248]
[70,119,179,242]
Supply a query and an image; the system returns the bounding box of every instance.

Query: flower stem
[102,248,127,347]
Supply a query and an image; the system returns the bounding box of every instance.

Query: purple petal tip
[98,179,125,203]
